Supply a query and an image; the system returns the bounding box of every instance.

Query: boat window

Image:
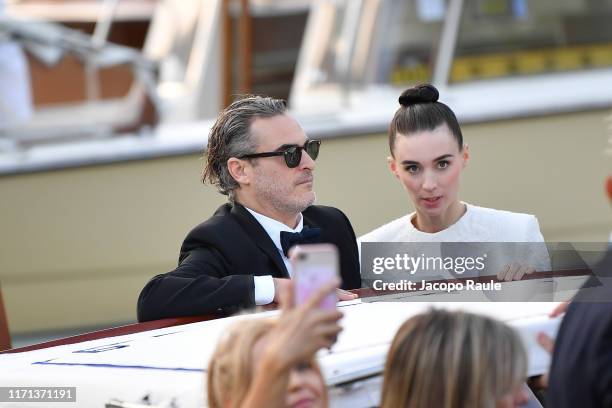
[447,0,612,84]
[298,0,445,90]
[378,0,445,87]
[291,0,612,121]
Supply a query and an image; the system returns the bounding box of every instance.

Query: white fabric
[360,203,544,242]
[359,203,551,273]
[0,0,33,132]
[246,207,304,305]
[253,275,276,305]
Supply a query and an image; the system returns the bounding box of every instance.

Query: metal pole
[238,0,252,94]
[431,0,463,86]
[85,0,120,102]
[222,0,233,107]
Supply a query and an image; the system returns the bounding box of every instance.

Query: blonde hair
[207,318,274,408]
[207,317,327,408]
[381,309,527,408]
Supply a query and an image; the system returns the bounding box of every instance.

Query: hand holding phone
[291,244,340,310]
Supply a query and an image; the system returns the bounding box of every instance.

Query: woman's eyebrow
[401,160,419,165]
[401,154,453,165]
[434,154,453,161]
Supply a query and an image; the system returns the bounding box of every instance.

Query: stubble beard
[253,171,316,215]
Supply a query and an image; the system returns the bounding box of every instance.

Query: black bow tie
[280,226,321,257]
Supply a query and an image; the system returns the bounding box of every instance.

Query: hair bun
[398,84,439,107]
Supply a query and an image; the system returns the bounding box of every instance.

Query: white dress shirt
[245,207,304,305]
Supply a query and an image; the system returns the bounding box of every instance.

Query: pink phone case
[292,244,339,309]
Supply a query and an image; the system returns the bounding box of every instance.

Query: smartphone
[291,244,340,310]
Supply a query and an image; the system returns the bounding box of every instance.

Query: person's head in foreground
[202,95,320,227]
[381,309,529,408]
[207,318,328,408]
[388,84,468,232]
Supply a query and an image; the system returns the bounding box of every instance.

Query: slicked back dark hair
[389,84,463,155]
[202,95,287,201]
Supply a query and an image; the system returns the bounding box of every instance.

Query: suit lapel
[230,203,290,278]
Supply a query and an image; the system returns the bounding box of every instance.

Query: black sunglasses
[239,139,321,168]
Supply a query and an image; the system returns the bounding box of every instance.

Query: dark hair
[202,95,287,201]
[389,84,463,155]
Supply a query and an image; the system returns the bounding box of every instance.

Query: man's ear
[227,158,250,186]
[462,144,470,168]
[388,156,399,179]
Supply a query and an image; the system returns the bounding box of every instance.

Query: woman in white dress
[360,84,550,280]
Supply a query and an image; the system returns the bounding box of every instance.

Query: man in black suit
[544,250,612,407]
[137,96,361,322]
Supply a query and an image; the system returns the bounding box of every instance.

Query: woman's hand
[549,301,569,318]
[531,302,567,390]
[497,263,535,281]
[531,332,555,389]
[244,280,342,408]
[265,279,344,370]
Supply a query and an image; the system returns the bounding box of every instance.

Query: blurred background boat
[0,0,610,345]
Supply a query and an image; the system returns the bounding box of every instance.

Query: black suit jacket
[547,250,612,408]
[137,203,361,322]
